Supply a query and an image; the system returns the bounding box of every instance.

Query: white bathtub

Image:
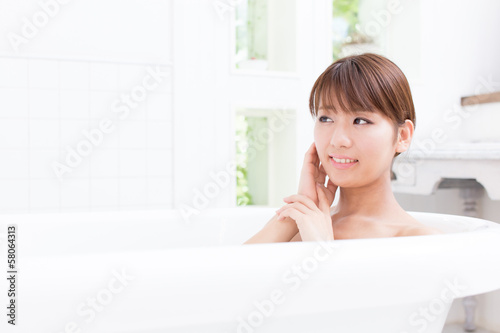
[1,207,500,333]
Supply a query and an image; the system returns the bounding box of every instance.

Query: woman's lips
[329,154,357,161]
[330,157,358,169]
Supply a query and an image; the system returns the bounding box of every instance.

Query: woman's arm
[244,142,336,244]
[243,213,299,244]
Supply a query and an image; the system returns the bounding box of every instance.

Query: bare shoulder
[396,225,444,237]
[393,210,444,237]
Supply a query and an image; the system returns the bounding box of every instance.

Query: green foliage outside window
[332,0,365,59]
[235,0,268,68]
[333,0,359,32]
[235,115,254,206]
[332,0,359,59]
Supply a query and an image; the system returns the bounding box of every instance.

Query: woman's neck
[331,176,403,220]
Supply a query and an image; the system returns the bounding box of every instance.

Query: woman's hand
[275,182,335,242]
[298,142,337,207]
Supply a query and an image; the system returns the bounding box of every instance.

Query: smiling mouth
[330,157,358,164]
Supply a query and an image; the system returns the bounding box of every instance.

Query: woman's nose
[329,125,352,149]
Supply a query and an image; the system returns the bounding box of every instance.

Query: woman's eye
[318,116,371,124]
[354,118,370,125]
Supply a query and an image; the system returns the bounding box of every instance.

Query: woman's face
[314,105,399,188]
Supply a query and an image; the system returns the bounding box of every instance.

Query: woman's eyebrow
[350,110,379,116]
[318,107,336,112]
[354,110,373,115]
[317,107,331,114]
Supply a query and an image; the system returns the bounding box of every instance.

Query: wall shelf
[461,91,500,106]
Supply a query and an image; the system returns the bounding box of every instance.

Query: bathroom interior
[0,0,499,332]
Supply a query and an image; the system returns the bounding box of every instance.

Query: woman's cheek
[313,125,322,142]
[362,132,392,164]
[313,131,326,151]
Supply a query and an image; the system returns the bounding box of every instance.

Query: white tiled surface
[61,90,89,119]
[0,119,29,148]
[0,57,173,212]
[60,178,90,209]
[29,89,59,118]
[0,58,28,87]
[0,88,28,118]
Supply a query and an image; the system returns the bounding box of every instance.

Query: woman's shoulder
[342,212,444,238]
[389,210,444,237]
[396,224,444,237]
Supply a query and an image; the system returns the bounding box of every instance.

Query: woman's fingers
[320,179,336,205]
[278,193,335,241]
[276,201,313,217]
[316,183,330,214]
[316,163,327,184]
[282,193,318,212]
[277,204,313,221]
[326,178,338,192]
[277,208,304,223]
[304,142,319,167]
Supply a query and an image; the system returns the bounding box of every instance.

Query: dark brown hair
[309,53,415,156]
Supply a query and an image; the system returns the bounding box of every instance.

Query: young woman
[245,53,442,244]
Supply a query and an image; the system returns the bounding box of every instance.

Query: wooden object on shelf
[461,91,500,106]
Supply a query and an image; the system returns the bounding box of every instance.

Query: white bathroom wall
[0,0,334,214]
[0,0,173,212]
[172,0,333,212]
[388,0,500,144]
[359,0,500,143]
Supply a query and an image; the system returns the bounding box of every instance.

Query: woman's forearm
[243,213,299,244]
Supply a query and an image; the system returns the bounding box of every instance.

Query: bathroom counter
[391,142,500,200]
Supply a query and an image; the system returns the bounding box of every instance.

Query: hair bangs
[309,61,379,118]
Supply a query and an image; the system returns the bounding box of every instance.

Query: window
[233,0,296,73]
[234,108,296,206]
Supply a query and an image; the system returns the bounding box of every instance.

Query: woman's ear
[395,119,414,153]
